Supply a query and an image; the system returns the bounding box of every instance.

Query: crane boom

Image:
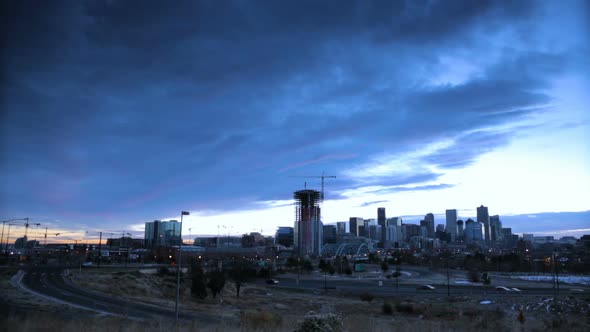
[289,173,336,202]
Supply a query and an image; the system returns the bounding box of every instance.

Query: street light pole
[1,218,29,254]
[176,210,190,323]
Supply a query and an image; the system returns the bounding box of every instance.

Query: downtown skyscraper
[477,205,491,244]
[445,209,458,241]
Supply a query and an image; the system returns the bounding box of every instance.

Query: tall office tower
[349,217,364,237]
[336,222,347,235]
[387,217,403,227]
[294,189,322,256]
[145,220,181,248]
[476,205,491,244]
[275,226,294,247]
[404,224,421,241]
[457,220,464,240]
[363,219,371,237]
[445,209,458,241]
[423,213,435,238]
[464,219,483,243]
[489,215,503,244]
[387,225,402,246]
[378,207,386,247]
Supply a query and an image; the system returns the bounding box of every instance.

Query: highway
[263,277,584,297]
[18,266,219,322]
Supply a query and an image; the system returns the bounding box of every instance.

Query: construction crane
[24,219,40,238]
[290,172,336,202]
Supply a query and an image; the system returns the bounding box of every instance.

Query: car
[82,262,93,266]
[495,286,511,291]
[265,279,279,285]
[511,288,522,292]
[417,284,435,290]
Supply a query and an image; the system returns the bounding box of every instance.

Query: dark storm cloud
[0,0,575,227]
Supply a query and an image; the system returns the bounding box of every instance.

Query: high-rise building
[349,217,364,237]
[445,209,457,241]
[144,220,181,248]
[464,219,483,243]
[403,224,421,241]
[387,226,402,246]
[477,205,490,244]
[363,219,371,237]
[378,207,386,247]
[275,226,294,247]
[336,222,347,235]
[323,225,337,244]
[422,213,435,238]
[294,189,322,256]
[489,215,503,244]
[369,224,381,242]
[457,220,464,240]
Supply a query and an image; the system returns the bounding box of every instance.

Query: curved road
[18,266,219,323]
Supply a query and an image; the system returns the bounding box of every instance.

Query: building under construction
[293,189,322,257]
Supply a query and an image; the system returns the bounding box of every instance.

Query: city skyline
[1,1,589,241]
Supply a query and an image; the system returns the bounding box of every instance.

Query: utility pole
[447,259,450,297]
[98,232,102,269]
[176,211,190,323]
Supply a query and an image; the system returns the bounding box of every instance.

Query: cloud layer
[1,0,588,232]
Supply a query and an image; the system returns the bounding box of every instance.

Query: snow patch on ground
[509,275,590,286]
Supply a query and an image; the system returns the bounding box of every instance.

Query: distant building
[403,224,420,241]
[457,220,464,240]
[242,232,265,247]
[445,209,458,241]
[523,233,534,242]
[369,224,381,242]
[363,219,371,237]
[378,207,386,247]
[423,213,435,238]
[336,222,347,235]
[489,215,503,245]
[349,217,364,237]
[464,219,483,243]
[144,220,181,248]
[275,227,294,247]
[387,226,402,247]
[294,189,322,256]
[322,225,337,244]
[477,205,491,244]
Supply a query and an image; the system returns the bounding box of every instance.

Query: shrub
[157,266,170,276]
[241,311,282,331]
[360,293,374,302]
[382,303,393,315]
[296,312,342,332]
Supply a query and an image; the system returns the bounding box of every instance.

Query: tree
[191,262,208,299]
[228,260,256,298]
[302,260,313,273]
[206,269,225,298]
[381,261,389,273]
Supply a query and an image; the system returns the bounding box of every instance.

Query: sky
[1,0,589,243]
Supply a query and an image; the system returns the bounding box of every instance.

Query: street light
[1,218,29,254]
[176,210,190,323]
